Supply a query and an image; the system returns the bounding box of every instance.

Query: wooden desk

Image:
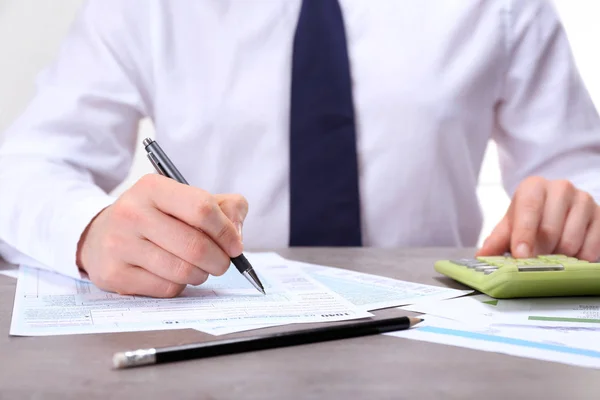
[2,248,599,399]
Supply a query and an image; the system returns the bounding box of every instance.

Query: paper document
[230,253,472,310]
[397,294,600,368]
[388,315,600,369]
[194,257,471,336]
[299,261,472,311]
[402,295,600,329]
[10,258,372,336]
[196,323,276,336]
[0,259,19,279]
[401,294,498,326]
[0,268,18,279]
[492,298,600,328]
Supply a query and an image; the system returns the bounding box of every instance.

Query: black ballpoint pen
[142,137,265,295]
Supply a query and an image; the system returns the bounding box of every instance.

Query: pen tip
[255,282,266,295]
[243,268,266,295]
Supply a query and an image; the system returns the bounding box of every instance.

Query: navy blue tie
[289,0,362,246]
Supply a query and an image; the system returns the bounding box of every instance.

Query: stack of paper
[8,252,470,337]
[193,255,473,335]
[388,293,600,369]
[10,252,599,369]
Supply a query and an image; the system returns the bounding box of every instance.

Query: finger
[123,238,210,286]
[576,207,600,262]
[510,179,547,258]
[96,264,186,298]
[476,215,511,256]
[537,181,575,254]
[215,193,249,239]
[138,174,242,257]
[556,192,597,256]
[137,207,231,276]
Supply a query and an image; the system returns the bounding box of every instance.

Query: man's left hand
[476,176,600,261]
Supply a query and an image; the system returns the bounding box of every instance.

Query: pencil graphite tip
[409,317,424,327]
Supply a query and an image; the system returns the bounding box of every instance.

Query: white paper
[492,298,600,328]
[196,323,276,336]
[299,261,472,311]
[0,268,19,279]
[387,315,600,369]
[400,294,498,326]
[402,295,600,330]
[194,259,472,336]
[10,258,372,336]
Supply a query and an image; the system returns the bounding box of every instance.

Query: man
[1,0,600,298]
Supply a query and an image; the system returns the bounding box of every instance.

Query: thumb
[476,214,511,257]
[215,194,249,240]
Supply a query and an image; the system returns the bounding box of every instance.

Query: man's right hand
[76,174,247,298]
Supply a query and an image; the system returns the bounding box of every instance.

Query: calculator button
[487,260,514,267]
[470,264,490,269]
[450,259,472,265]
[466,262,489,268]
[517,264,565,272]
[451,259,488,268]
[516,258,547,265]
[475,266,498,272]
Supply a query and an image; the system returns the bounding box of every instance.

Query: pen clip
[147,152,167,177]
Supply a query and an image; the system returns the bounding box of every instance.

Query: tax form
[396,294,600,368]
[0,269,18,279]
[9,256,372,336]
[388,315,600,369]
[401,294,600,329]
[298,261,472,311]
[492,298,600,328]
[0,259,18,278]
[194,257,471,335]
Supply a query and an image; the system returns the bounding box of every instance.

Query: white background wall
[0,1,599,246]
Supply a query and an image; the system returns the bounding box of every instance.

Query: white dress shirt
[1,0,600,280]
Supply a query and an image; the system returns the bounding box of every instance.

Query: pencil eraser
[112,352,127,369]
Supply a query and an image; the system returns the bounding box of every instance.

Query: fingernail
[235,222,243,242]
[515,242,530,258]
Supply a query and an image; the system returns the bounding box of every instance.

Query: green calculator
[434,254,600,299]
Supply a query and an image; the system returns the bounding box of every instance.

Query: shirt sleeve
[0,0,151,279]
[493,0,600,201]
